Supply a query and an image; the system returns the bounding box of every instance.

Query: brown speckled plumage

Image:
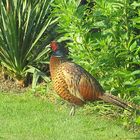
[49,41,134,111]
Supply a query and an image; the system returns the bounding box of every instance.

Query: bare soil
[0,74,27,93]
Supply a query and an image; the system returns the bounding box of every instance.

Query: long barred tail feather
[99,93,137,111]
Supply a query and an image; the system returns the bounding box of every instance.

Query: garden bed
[0,74,27,93]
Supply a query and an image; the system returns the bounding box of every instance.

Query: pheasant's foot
[69,105,75,116]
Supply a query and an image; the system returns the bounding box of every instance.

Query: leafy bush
[52,0,140,100]
[0,0,56,86]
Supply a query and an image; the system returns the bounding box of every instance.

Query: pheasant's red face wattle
[50,41,58,52]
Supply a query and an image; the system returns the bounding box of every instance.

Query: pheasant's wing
[61,62,85,101]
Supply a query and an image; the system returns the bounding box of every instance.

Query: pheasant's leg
[69,105,76,116]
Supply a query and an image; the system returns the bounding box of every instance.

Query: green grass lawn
[0,93,139,140]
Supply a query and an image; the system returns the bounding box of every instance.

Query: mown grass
[0,92,139,140]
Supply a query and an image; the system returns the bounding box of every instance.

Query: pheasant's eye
[50,41,58,52]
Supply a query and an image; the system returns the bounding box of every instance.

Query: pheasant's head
[50,41,59,52]
[50,41,65,57]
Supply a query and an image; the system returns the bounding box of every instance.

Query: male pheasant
[49,41,133,115]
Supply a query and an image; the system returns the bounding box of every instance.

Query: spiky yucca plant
[0,0,56,87]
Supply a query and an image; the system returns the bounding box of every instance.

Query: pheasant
[49,41,133,115]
